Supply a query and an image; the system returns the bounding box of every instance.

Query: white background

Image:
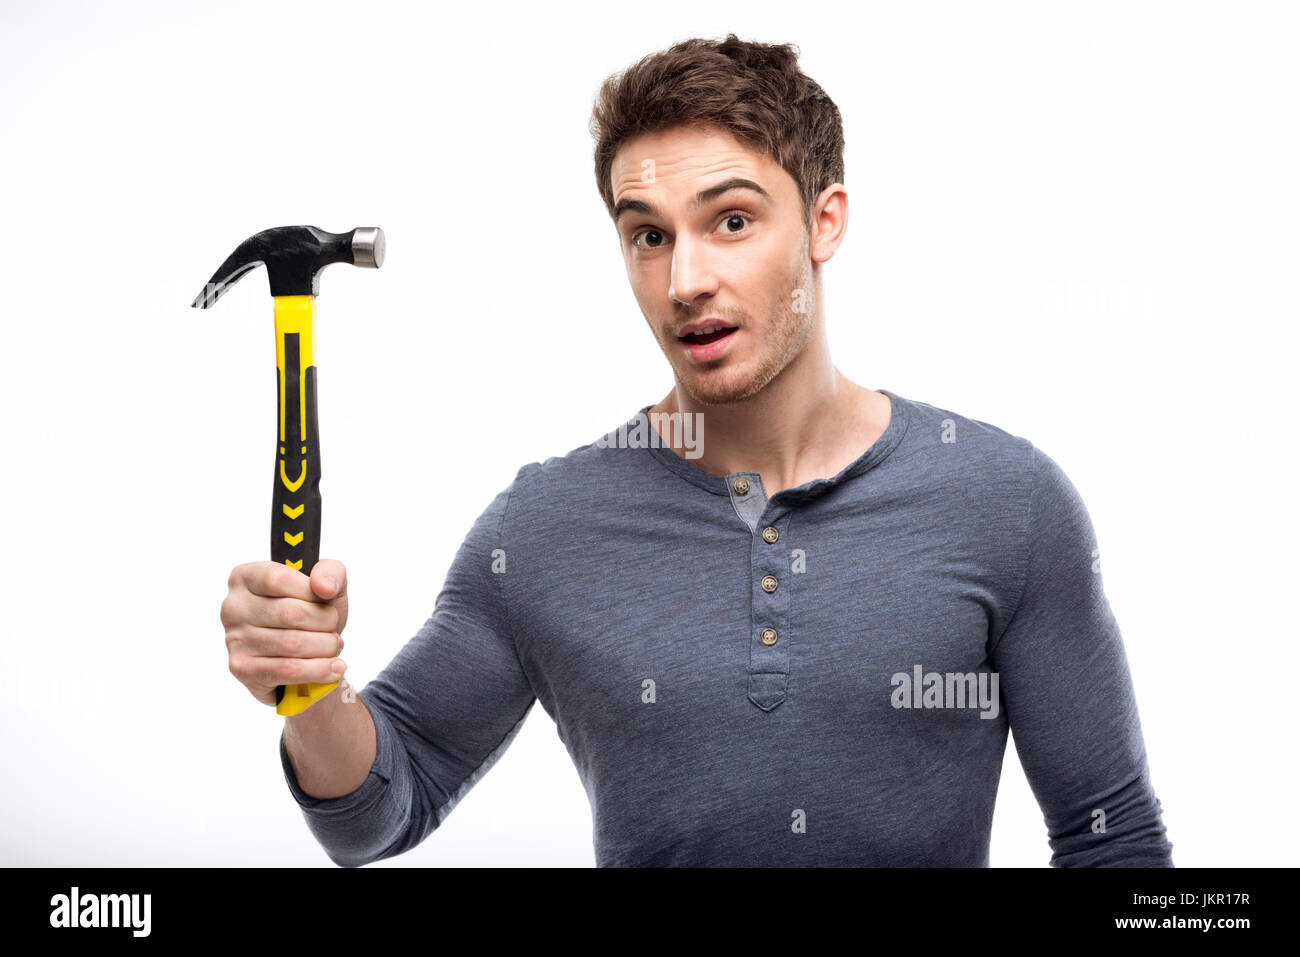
[1,0,1295,867]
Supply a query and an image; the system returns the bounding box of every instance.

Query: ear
[808,183,848,263]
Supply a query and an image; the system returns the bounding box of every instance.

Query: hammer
[193,225,384,715]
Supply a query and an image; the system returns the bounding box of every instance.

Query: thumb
[309,559,348,602]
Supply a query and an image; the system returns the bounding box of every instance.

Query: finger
[244,594,344,633]
[310,559,348,602]
[236,654,347,689]
[232,625,344,659]
[242,561,317,602]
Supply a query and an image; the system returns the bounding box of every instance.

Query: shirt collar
[634,388,912,499]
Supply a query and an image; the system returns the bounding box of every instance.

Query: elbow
[1048,816,1175,867]
[308,805,420,869]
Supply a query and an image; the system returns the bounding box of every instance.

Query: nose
[668,234,719,306]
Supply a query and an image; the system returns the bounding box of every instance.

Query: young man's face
[610,124,820,406]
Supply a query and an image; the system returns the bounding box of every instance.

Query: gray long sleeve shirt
[279,388,1174,867]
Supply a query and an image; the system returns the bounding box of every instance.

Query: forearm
[281,686,377,799]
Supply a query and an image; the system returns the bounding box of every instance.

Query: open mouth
[678,327,737,345]
[677,323,739,362]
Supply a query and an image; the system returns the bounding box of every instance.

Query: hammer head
[192,225,384,308]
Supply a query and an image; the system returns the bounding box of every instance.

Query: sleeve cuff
[279,689,397,813]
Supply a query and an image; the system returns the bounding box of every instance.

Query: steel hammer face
[191,225,384,308]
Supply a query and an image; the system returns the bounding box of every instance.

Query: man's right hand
[222,559,349,707]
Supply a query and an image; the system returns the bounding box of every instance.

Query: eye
[631,227,667,248]
[718,211,751,235]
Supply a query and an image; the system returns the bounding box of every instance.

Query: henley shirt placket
[726,472,795,712]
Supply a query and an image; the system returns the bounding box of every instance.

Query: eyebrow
[613,177,771,224]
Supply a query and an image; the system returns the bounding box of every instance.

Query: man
[221,34,1173,867]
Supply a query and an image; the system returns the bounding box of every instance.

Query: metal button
[761,525,779,544]
[732,477,750,495]
[761,575,778,593]
[760,627,778,646]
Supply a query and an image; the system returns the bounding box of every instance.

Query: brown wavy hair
[589,34,845,231]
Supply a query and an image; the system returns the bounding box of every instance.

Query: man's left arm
[990,442,1174,867]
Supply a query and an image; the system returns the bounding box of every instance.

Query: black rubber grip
[271,335,322,705]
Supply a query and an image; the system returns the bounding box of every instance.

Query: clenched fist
[222,559,349,707]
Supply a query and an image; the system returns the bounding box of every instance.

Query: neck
[649,327,889,496]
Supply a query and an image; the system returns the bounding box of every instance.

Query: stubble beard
[672,257,815,408]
